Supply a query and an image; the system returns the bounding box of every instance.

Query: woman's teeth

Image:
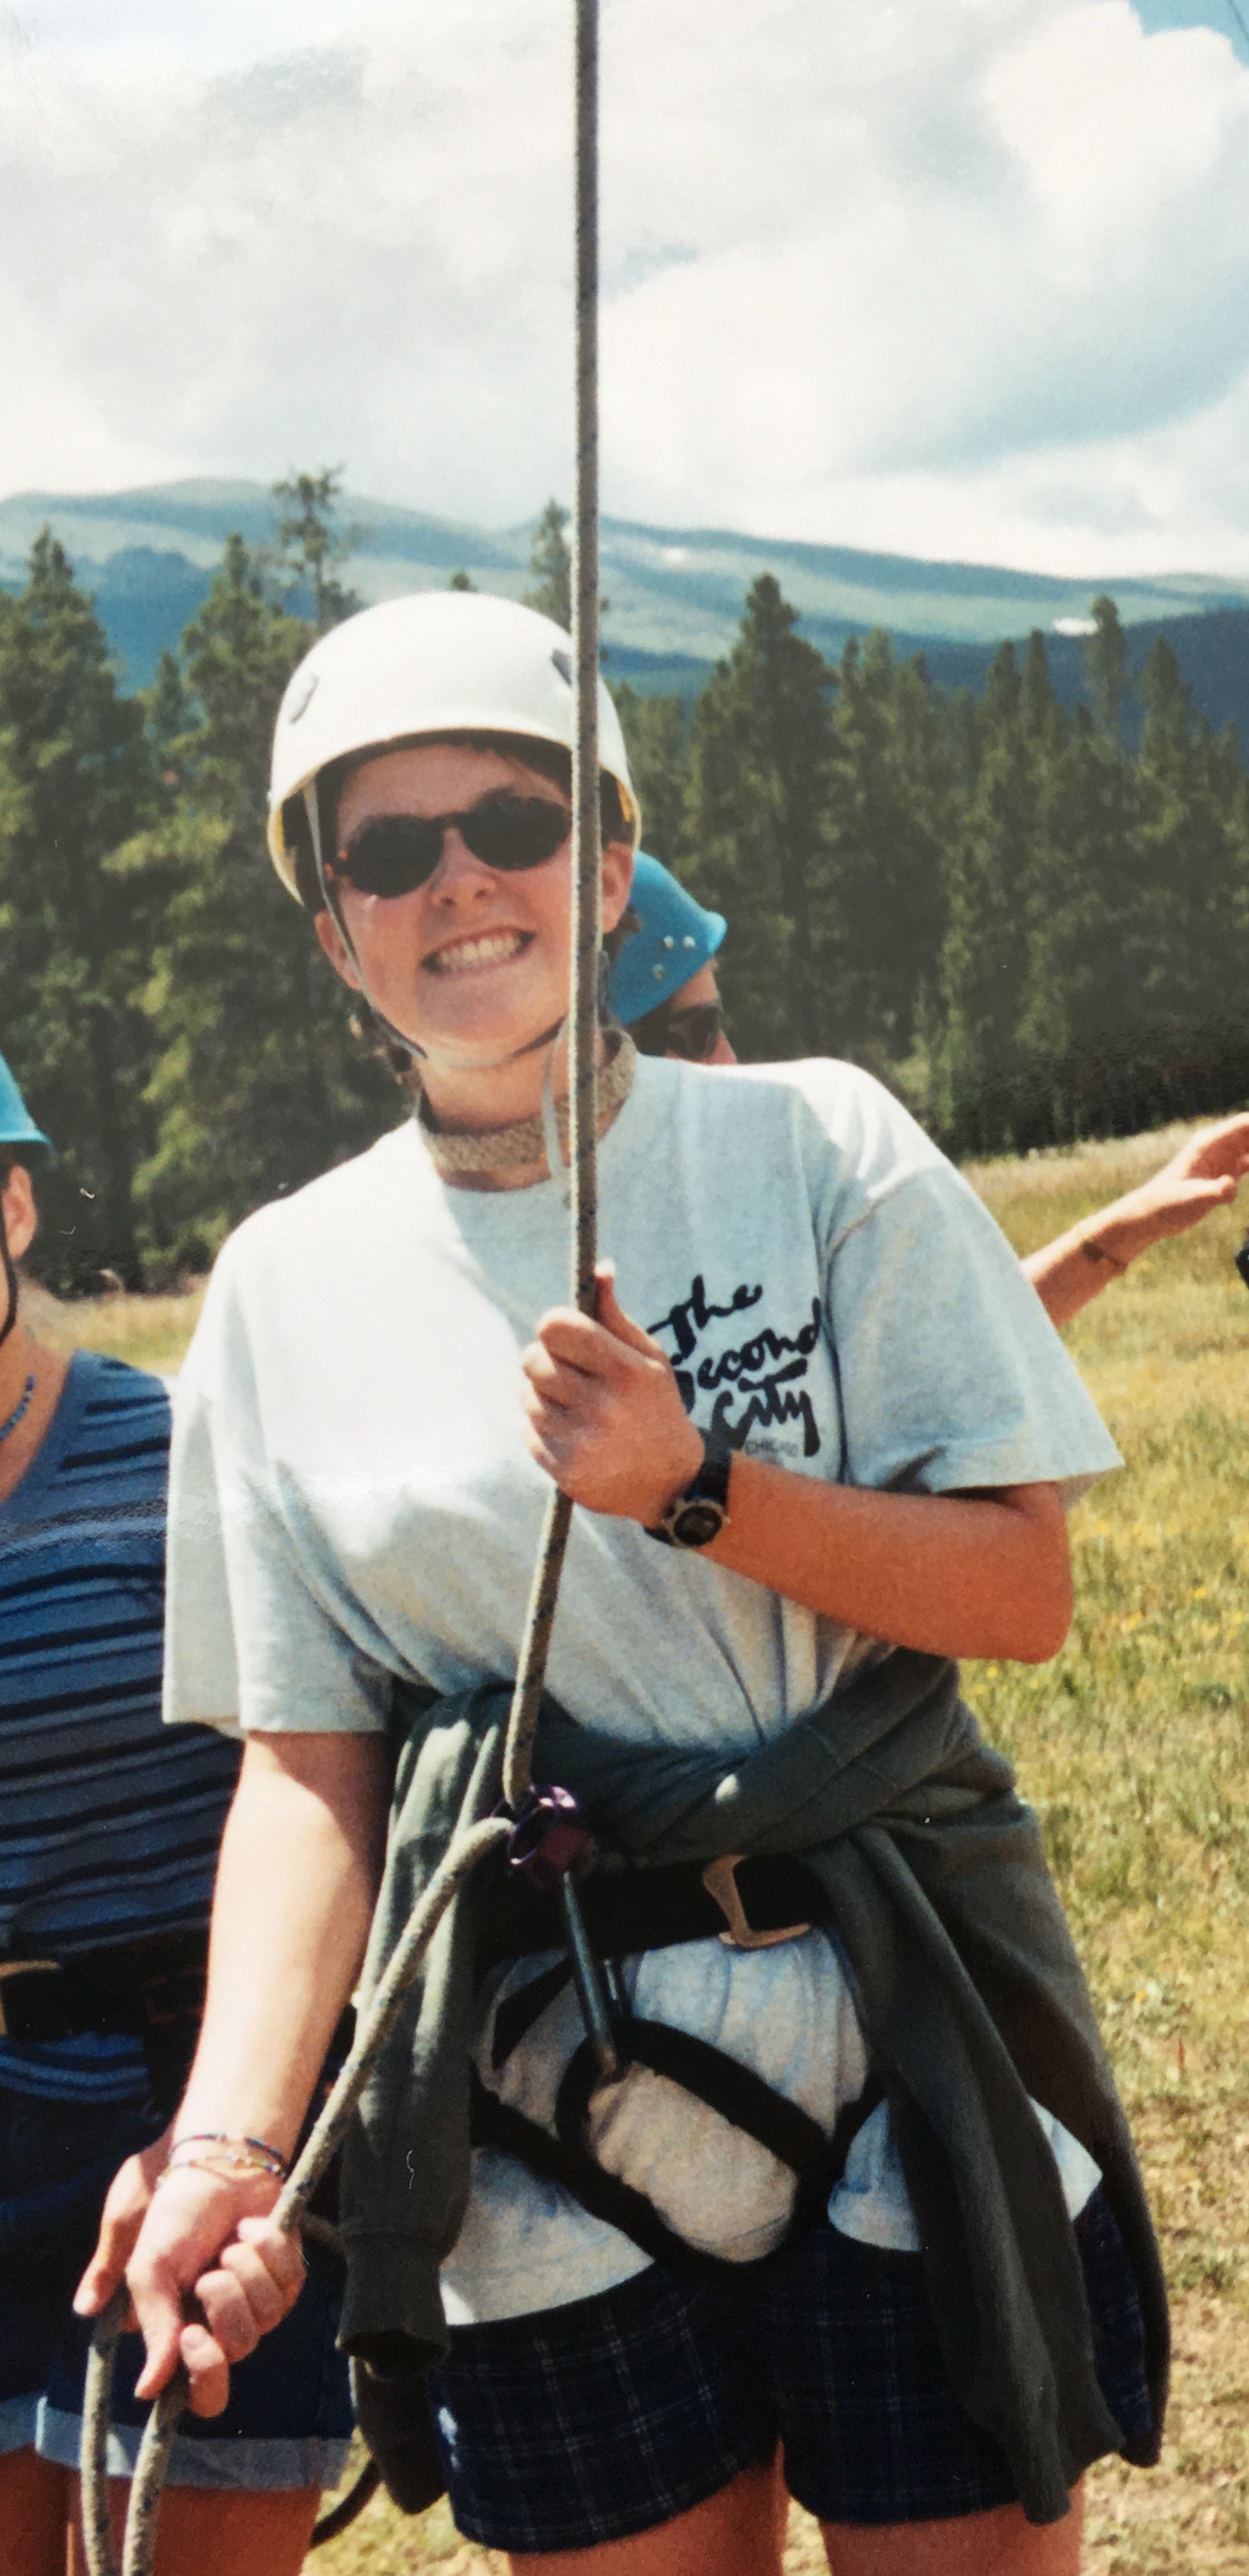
[427,930,526,974]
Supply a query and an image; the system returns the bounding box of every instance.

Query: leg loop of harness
[555,2020,831,2176]
[475,1903,889,2281]
[470,2046,888,2283]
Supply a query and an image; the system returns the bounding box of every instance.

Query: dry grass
[47,1121,1249,2570]
[966,1133,1249,2571]
[24,1274,206,1376]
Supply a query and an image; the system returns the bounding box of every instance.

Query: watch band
[646,1436,733,1549]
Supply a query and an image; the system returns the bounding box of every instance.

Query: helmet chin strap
[304,784,585,1078]
[0,1193,19,1351]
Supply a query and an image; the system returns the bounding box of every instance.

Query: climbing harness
[80,7,610,2568]
[470,1840,885,2285]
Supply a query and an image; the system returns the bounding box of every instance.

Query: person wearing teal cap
[0,1056,51,1163]
[0,1062,352,2575]
[0,1055,52,1357]
[609,851,736,1064]
[609,886,1249,1322]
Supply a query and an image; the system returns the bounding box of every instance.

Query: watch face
[669,1498,727,1549]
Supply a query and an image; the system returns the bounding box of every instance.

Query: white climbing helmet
[267,589,639,898]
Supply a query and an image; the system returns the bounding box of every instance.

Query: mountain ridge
[2,478,1247,733]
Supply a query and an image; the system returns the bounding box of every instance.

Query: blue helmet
[0,1054,53,1166]
[609,851,727,1027]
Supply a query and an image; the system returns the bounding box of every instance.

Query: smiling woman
[312,740,632,1143]
[269,592,640,1170]
[90,588,1169,2576]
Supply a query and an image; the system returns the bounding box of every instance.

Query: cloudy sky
[2,0,1248,577]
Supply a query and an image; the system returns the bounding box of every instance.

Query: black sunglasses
[330,793,572,899]
[665,1003,726,1062]
[634,1000,726,1062]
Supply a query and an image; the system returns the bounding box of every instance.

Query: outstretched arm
[1023,1112,1249,1327]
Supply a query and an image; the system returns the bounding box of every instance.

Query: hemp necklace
[416,1025,636,1180]
[0,1372,36,1445]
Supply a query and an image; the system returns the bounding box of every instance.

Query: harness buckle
[0,1960,59,2042]
[701,1857,811,1952]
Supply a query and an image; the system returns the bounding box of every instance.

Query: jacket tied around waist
[337,1647,1167,2529]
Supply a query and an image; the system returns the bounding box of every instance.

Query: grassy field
[47,1119,1249,2570]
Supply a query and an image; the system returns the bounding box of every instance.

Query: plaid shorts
[426,2189,1153,2552]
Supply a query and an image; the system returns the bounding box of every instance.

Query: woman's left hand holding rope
[522,1262,703,1525]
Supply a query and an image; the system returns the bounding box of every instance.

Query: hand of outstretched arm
[81,1730,390,2417]
[522,1266,1072,1665]
[1023,1111,1249,1326]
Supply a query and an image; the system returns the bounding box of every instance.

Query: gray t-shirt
[166,1055,1117,2319]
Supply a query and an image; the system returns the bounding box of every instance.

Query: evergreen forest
[3,480,1247,1291]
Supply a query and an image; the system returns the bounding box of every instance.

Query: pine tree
[146,648,192,782]
[1019,705,1142,1137]
[1084,595,1130,745]
[270,468,362,631]
[0,533,160,1287]
[936,646,1039,1152]
[1020,627,1066,764]
[611,686,689,863]
[522,501,572,630]
[519,499,610,639]
[1131,640,1249,1113]
[134,535,394,1271]
[682,576,835,1058]
[823,633,952,1071]
[932,632,1085,1153]
[1019,631,1249,1143]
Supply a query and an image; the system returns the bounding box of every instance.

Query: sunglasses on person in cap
[329,793,572,900]
[633,1000,727,1063]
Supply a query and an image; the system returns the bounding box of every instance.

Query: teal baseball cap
[0,1054,53,1165]
[609,851,727,1026]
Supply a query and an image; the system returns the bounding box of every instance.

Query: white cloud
[0,0,1247,574]
[601,0,1249,544]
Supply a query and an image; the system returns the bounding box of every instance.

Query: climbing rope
[503,0,601,1811]
[81,8,603,2568]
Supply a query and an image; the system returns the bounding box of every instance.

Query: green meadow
[51,1119,1249,2571]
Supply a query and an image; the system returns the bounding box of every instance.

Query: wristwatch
[646,1436,733,1549]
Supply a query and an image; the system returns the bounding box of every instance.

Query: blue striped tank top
[0,1351,240,2100]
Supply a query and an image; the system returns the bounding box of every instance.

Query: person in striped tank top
[0,1058,353,2576]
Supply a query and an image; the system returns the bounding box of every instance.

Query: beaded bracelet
[164,2130,289,2181]
[153,2154,284,2195]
